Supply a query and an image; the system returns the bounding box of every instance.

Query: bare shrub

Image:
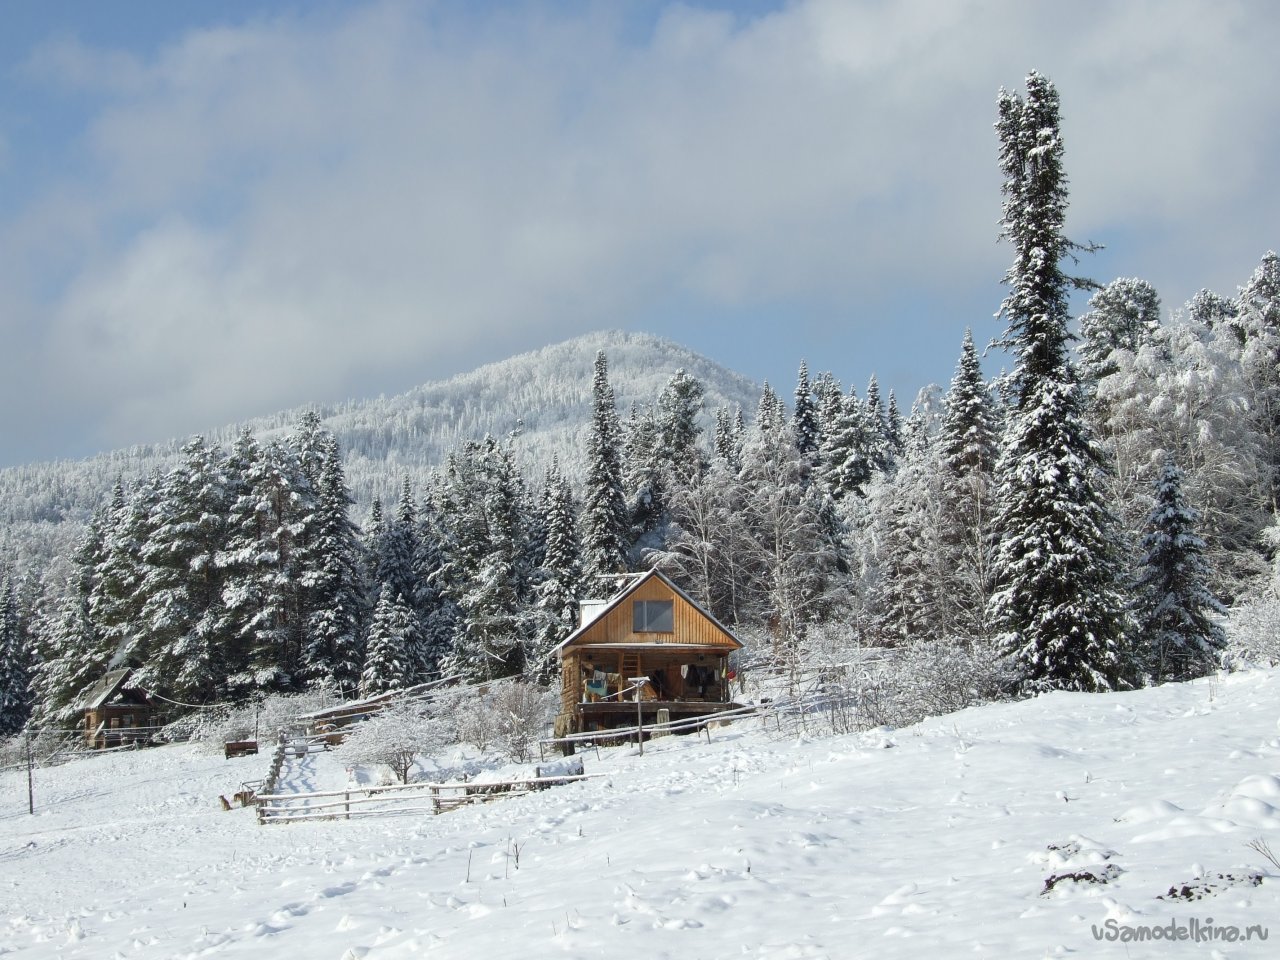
[452,691,501,753]
[490,682,556,762]
[186,684,343,752]
[1224,600,1280,668]
[334,702,455,783]
[448,681,555,761]
[854,639,1016,729]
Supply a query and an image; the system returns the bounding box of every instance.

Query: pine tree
[0,576,32,734]
[580,351,629,586]
[413,490,458,682]
[300,434,367,695]
[230,439,309,694]
[988,72,1130,693]
[712,406,744,471]
[1133,458,1226,682]
[819,389,881,500]
[529,459,581,684]
[92,476,158,672]
[623,403,666,541]
[937,330,1000,642]
[134,437,234,702]
[793,361,820,461]
[870,431,949,643]
[656,369,705,471]
[884,390,904,462]
[437,438,536,682]
[1186,288,1237,334]
[29,516,113,725]
[359,590,415,697]
[754,382,786,435]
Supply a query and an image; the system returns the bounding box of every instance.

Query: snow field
[4,670,1280,958]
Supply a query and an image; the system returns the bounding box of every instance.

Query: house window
[633,599,674,632]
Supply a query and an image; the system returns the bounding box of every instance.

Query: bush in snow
[855,638,1017,730]
[451,691,500,753]
[448,681,555,762]
[489,682,556,763]
[0,727,69,768]
[183,684,342,752]
[1224,599,1280,668]
[334,701,455,783]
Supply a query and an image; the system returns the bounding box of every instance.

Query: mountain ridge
[0,330,763,579]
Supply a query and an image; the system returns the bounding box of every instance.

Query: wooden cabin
[78,668,161,748]
[555,569,744,736]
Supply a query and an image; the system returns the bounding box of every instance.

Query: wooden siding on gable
[570,575,738,650]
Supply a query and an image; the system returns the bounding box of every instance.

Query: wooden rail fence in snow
[537,702,767,758]
[255,773,597,824]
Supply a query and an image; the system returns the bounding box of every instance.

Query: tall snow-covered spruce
[1133,458,1226,682]
[988,72,1131,693]
[580,351,630,587]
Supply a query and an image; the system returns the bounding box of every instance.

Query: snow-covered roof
[76,668,135,711]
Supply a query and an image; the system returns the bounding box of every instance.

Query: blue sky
[1,0,1278,467]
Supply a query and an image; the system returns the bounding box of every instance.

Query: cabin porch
[558,644,738,734]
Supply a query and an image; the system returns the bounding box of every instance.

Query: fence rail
[256,773,597,824]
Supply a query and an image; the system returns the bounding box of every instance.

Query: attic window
[633,599,674,632]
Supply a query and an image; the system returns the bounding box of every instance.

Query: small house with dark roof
[554,569,744,736]
[78,668,161,748]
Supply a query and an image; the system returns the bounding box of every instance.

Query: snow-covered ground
[5,671,1280,959]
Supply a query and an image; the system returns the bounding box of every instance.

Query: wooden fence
[255,773,597,824]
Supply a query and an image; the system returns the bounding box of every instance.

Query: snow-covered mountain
[0,331,762,579]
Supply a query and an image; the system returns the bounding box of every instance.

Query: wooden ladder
[620,652,641,691]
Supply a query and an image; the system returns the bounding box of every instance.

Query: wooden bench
[224,740,259,759]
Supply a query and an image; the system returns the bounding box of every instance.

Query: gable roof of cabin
[553,568,743,654]
[77,668,135,711]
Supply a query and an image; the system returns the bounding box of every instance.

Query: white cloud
[1,0,1278,463]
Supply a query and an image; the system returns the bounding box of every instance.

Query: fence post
[26,730,34,815]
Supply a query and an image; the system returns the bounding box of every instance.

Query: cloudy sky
[1,0,1277,467]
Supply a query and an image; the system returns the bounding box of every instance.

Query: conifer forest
[2,72,1278,735]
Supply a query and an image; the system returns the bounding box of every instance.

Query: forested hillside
[2,73,1278,736]
[0,331,760,584]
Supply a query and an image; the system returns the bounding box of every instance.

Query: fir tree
[819,389,880,500]
[988,72,1130,693]
[884,390,904,461]
[29,516,112,725]
[1133,459,1226,682]
[793,361,820,460]
[413,490,458,682]
[135,438,234,702]
[93,475,158,672]
[437,438,536,681]
[580,351,629,586]
[529,459,581,684]
[359,590,415,697]
[754,381,786,434]
[0,576,32,734]
[300,434,367,695]
[712,406,744,471]
[937,329,1000,642]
